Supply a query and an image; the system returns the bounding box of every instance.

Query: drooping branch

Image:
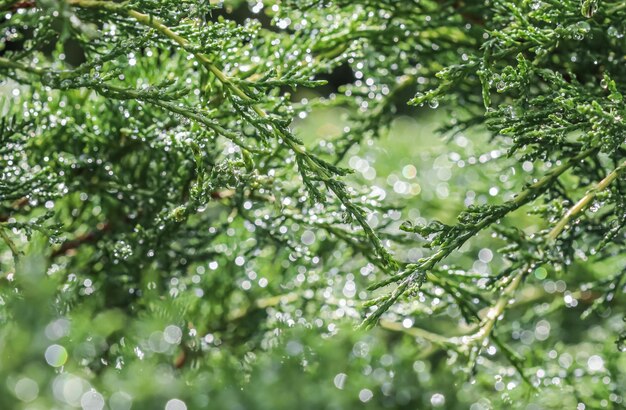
[369,146,599,293]
[62,0,396,268]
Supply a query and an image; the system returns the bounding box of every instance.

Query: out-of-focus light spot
[109,392,133,410]
[45,318,70,340]
[164,325,182,345]
[301,230,316,245]
[81,390,105,410]
[286,340,303,356]
[333,373,347,389]
[394,180,410,195]
[165,398,187,410]
[343,281,356,298]
[558,353,573,368]
[359,389,373,402]
[522,161,533,172]
[14,378,39,402]
[430,393,445,407]
[535,320,551,341]
[436,183,449,198]
[564,293,578,307]
[402,164,417,179]
[478,248,493,263]
[352,341,369,358]
[534,267,547,280]
[587,355,604,372]
[149,332,169,353]
[53,374,89,406]
[45,344,68,367]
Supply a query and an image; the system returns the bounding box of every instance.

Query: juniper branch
[370,146,598,292]
[66,0,395,267]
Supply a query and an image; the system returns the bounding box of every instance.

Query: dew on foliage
[571,21,591,40]
[113,240,133,261]
[133,346,144,360]
[607,26,624,38]
[600,78,609,89]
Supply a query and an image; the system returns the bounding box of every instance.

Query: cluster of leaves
[0,0,624,408]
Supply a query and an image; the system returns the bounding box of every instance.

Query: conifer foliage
[0,0,624,408]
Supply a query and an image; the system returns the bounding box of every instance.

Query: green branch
[371,146,599,291]
[66,0,395,267]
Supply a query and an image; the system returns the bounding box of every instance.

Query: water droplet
[571,21,591,40]
[113,240,133,260]
[581,0,598,18]
[607,26,621,38]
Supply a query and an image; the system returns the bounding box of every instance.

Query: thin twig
[0,225,20,259]
[549,160,626,240]
[461,270,524,346]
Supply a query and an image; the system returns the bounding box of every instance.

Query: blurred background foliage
[0,0,625,409]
